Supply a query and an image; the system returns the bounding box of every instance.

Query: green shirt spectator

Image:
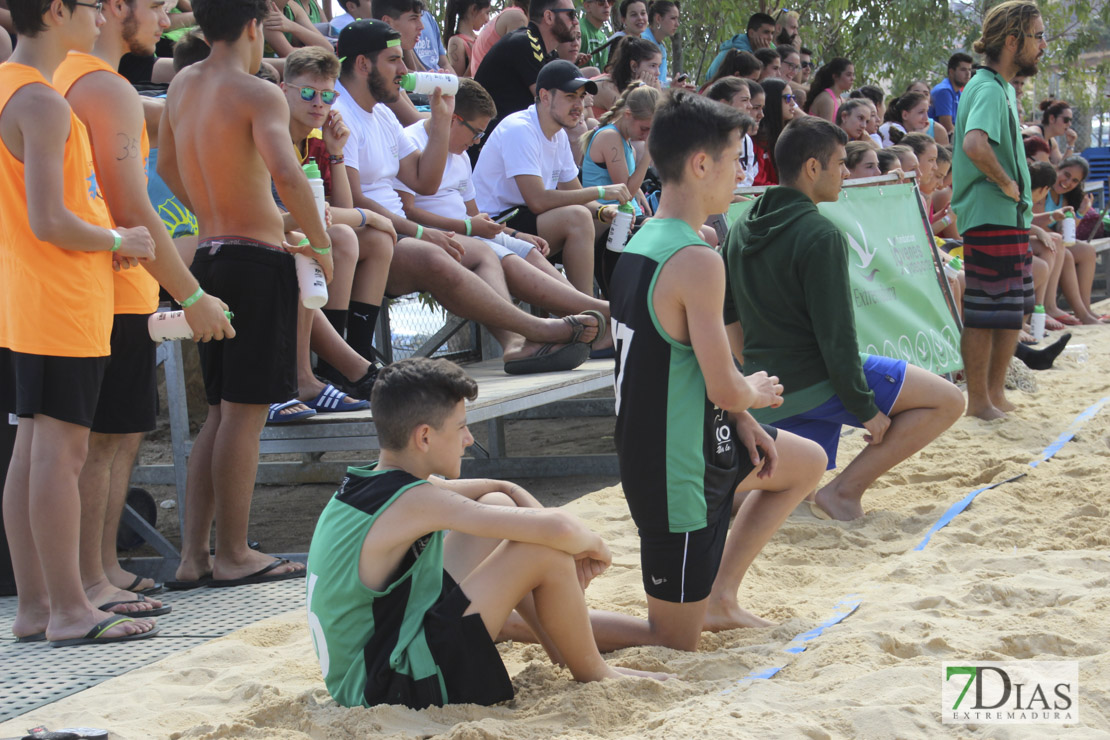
[578,0,611,68]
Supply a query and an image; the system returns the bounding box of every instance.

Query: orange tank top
[0,63,113,357]
[55,52,158,315]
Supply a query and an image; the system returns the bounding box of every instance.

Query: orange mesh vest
[55,52,158,315]
[0,62,113,357]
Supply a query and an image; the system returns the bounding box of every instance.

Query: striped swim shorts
[961,225,1034,330]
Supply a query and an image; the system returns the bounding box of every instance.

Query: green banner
[727,183,963,375]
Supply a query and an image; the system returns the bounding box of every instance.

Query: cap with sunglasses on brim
[337,19,402,63]
[536,60,599,95]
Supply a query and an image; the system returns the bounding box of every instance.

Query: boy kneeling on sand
[306,358,667,709]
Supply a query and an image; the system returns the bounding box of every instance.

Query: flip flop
[1044,316,1067,332]
[503,341,591,375]
[14,631,46,643]
[207,558,305,588]
[49,616,159,648]
[165,572,212,591]
[267,399,317,424]
[122,574,165,596]
[301,384,370,413]
[563,310,607,347]
[98,594,172,617]
[1054,314,1082,326]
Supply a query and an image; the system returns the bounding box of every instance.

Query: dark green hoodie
[722,186,879,425]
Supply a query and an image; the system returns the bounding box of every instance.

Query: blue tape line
[722,595,862,693]
[916,396,1110,551]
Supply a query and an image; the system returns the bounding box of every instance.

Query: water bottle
[400,72,459,96]
[1061,210,1076,246]
[1030,305,1046,342]
[943,255,963,279]
[605,202,636,252]
[297,161,329,309]
[148,309,234,342]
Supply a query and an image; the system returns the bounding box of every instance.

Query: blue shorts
[772,355,907,469]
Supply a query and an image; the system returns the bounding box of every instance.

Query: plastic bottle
[1031,304,1046,342]
[296,161,329,309]
[1062,208,1076,246]
[605,202,636,252]
[148,310,234,342]
[400,72,459,96]
[943,255,963,280]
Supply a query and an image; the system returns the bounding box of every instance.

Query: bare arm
[933,123,950,146]
[937,114,954,134]
[71,73,232,338]
[962,129,1020,202]
[155,98,194,211]
[395,89,454,194]
[589,127,651,196]
[446,36,469,76]
[517,173,629,214]
[431,476,543,508]
[724,320,745,366]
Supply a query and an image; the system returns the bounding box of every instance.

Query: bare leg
[309,309,374,382]
[963,327,1003,420]
[100,432,154,591]
[499,254,613,350]
[525,249,573,287]
[815,364,965,520]
[323,224,358,311]
[1069,242,1104,322]
[5,419,49,639]
[1031,255,1048,307]
[707,432,827,628]
[351,225,394,305]
[210,401,304,581]
[25,416,154,641]
[987,329,1020,412]
[175,405,219,582]
[386,239,599,361]
[536,206,595,294]
[78,432,163,614]
[296,304,365,404]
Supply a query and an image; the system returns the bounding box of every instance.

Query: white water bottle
[400,72,459,96]
[605,202,635,252]
[148,309,234,342]
[297,161,329,309]
[1031,304,1046,342]
[1061,209,1076,246]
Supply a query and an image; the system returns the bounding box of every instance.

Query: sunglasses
[73,1,104,10]
[1023,32,1046,41]
[550,7,577,15]
[455,114,486,141]
[1062,117,1073,123]
[783,94,796,103]
[801,60,814,68]
[288,84,340,105]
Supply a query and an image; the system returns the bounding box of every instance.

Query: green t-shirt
[951,67,1032,232]
[579,13,610,69]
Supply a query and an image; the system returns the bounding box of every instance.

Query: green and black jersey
[306,465,449,708]
[609,218,741,534]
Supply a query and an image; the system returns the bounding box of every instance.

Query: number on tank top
[612,319,635,415]
[306,572,330,677]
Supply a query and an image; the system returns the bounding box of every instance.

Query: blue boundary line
[721,595,863,693]
[914,396,1110,551]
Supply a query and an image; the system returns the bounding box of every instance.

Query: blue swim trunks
[772,354,907,469]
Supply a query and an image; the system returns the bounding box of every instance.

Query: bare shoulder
[656,244,724,299]
[9,81,68,119]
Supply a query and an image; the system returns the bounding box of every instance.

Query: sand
[4,315,1110,739]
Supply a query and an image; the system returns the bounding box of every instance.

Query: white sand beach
[3,314,1110,739]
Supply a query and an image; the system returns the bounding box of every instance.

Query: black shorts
[191,237,298,406]
[0,347,108,428]
[90,314,158,434]
[636,423,778,604]
[423,572,515,706]
[498,206,540,241]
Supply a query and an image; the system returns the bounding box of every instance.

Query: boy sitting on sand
[305,357,668,709]
[608,91,828,651]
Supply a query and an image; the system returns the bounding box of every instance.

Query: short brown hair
[455,77,496,121]
[974,0,1040,64]
[370,358,478,450]
[284,46,341,82]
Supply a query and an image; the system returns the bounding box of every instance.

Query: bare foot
[87,580,164,614]
[298,381,365,408]
[610,666,674,681]
[703,597,776,631]
[46,608,156,643]
[213,551,305,582]
[966,401,1006,420]
[991,395,1017,413]
[106,566,158,594]
[11,601,49,641]
[812,486,864,521]
[551,312,600,345]
[174,555,214,583]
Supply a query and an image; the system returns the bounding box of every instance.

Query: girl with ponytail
[445,0,492,76]
[581,81,661,217]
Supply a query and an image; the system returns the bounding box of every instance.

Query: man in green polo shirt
[578,0,611,69]
[952,0,1046,420]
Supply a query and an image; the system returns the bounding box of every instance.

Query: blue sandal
[267,399,317,424]
[303,383,369,413]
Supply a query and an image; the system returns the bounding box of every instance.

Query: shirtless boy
[158,0,333,587]
[306,357,668,709]
[608,91,827,650]
[1,0,156,645]
[54,0,234,611]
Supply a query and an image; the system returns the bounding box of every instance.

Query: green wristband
[109,229,121,252]
[464,217,472,236]
[181,285,205,309]
[415,224,424,240]
[596,186,605,200]
[312,245,331,255]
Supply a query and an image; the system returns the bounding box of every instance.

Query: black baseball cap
[337,19,402,63]
[536,60,599,95]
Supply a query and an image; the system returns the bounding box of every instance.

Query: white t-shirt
[334,80,417,214]
[395,121,474,219]
[473,105,579,216]
[739,133,759,188]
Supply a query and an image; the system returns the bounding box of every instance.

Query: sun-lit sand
[4,308,1110,739]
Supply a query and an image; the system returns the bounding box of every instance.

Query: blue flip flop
[267,399,317,424]
[303,383,369,413]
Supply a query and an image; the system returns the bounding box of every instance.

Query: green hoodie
[722,186,879,425]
